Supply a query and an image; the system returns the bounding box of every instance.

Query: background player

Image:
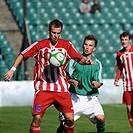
[114,31,133,133]
[4,19,91,133]
[56,34,105,133]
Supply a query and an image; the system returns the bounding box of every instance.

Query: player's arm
[66,71,82,89]
[114,68,121,86]
[114,55,122,86]
[68,78,82,89]
[68,42,95,65]
[3,54,23,81]
[92,60,103,89]
[76,56,95,65]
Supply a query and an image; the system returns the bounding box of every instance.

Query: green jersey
[67,55,102,96]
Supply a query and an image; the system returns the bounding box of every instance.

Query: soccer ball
[49,51,66,67]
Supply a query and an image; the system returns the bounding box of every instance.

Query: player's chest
[39,47,67,58]
[74,63,96,73]
[120,52,133,64]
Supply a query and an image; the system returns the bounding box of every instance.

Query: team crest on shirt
[34,104,42,112]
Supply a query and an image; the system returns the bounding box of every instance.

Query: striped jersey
[115,45,133,91]
[21,38,82,92]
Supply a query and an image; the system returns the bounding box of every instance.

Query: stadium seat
[0,54,8,80]
[0,31,24,80]
[4,0,133,79]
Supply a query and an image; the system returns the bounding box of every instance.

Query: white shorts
[59,93,104,124]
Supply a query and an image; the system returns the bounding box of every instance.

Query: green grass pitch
[0,104,131,133]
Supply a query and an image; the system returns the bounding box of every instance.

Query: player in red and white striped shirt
[4,19,91,133]
[114,32,133,133]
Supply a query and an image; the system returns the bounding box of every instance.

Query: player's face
[121,36,131,48]
[49,26,62,45]
[83,40,96,55]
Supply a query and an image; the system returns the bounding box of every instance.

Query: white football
[49,51,66,67]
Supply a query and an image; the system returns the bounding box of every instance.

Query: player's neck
[49,41,58,49]
[82,53,92,59]
[124,44,131,52]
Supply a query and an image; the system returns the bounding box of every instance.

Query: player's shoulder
[95,58,102,67]
[130,45,133,51]
[117,48,125,56]
[34,39,49,48]
[59,38,73,45]
[95,58,101,64]
[38,38,49,43]
[92,56,102,66]
[68,59,76,66]
[92,55,100,62]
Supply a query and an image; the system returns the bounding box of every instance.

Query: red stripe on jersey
[22,39,81,92]
[22,42,38,54]
[120,52,133,91]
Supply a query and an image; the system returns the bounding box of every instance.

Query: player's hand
[77,81,83,89]
[114,80,119,86]
[70,79,82,89]
[78,56,95,65]
[85,59,95,65]
[3,70,14,81]
[89,59,95,65]
[92,81,102,89]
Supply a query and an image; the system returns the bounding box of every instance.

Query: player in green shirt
[56,34,105,133]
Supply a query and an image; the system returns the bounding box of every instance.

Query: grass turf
[0,104,131,133]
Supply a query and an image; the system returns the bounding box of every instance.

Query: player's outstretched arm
[78,56,95,65]
[4,54,23,81]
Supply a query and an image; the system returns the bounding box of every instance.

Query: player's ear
[93,47,96,52]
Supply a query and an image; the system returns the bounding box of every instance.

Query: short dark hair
[49,19,63,32]
[83,34,98,47]
[120,31,132,40]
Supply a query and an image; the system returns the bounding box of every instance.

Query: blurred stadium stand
[0,32,23,80]
[0,0,133,80]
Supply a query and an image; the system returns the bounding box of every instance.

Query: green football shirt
[67,55,102,96]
